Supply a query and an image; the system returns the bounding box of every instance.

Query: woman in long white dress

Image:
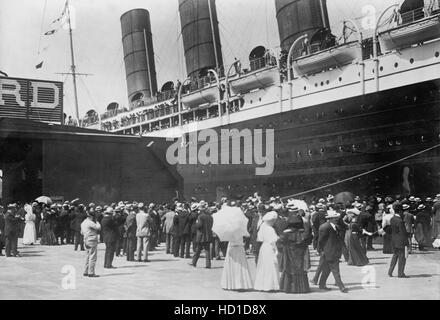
[220,207,254,291]
[254,211,280,291]
[23,204,37,245]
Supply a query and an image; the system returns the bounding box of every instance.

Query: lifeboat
[378,13,440,52]
[292,41,361,76]
[181,84,218,107]
[229,66,279,94]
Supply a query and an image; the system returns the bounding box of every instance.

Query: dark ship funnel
[179,0,223,79]
[275,0,331,52]
[121,9,158,103]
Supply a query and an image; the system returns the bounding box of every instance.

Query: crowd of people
[0,192,439,293]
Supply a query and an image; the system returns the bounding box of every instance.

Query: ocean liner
[83,0,440,201]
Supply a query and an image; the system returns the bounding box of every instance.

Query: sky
[0,0,399,118]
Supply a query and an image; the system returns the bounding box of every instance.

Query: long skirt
[254,243,279,291]
[432,220,440,240]
[348,233,369,266]
[221,243,254,290]
[279,246,310,294]
[383,232,393,254]
[415,222,431,248]
[40,222,57,245]
[23,221,37,245]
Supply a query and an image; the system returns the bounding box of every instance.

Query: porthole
[435,52,439,58]
[338,77,342,82]
[315,83,318,87]
[410,58,414,64]
[304,86,307,91]
[326,80,330,85]
[259,97,262,102]
[380,66,384,71]
[394,62,398,68]
[320,82,324,86]
[250,100,253,104]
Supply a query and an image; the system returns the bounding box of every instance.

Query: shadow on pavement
[99,272,135,277]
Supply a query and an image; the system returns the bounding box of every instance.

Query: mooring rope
[281,142,440,200]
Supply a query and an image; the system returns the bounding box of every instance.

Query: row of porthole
[303,52,440,91]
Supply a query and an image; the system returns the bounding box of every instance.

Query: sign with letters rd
[0,76,63,124]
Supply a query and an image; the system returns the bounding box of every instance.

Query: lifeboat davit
[292,41,361,76]
[378,14,440,52]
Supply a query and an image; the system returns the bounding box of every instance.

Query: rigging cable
[37,0,48,58]
[281,143,440,200]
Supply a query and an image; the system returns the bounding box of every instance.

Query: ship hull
[174,78,440,201]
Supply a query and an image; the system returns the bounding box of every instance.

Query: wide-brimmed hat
[198,201,208,211]
[95,206,103,211]
[325,209,340,219]
[347,208,361,215]
[327,194,334,201]
[286,199,298,211]
[262,211,278,222]
[105,207,114,214]
[409,196,415,202]
[190,203,199,211]
[417,204,426,210]
[402,204,410,210]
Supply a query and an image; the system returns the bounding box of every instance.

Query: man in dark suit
[312,204,327,250]
[4,205,22,257]
[358,205,375,253]
[388,204,409,278]
[72,204,87,251]
[190,201,213,268]
[101,207,119,268]
[124,205,137,261]
[173,204,191,258]
[315,209,348,293]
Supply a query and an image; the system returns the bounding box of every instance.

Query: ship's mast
[67,0,80,121]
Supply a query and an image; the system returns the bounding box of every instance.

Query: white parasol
[35,196,52,205]
[212,205,249,242]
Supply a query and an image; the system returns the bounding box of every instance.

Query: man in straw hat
[388,204,409,278]
[313,209,348,293]
[81,209,101,277]
[190,201,213,268]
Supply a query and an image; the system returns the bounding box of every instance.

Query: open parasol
[212,205,249,242]
[335,192,355,204]
[35,196,52,205]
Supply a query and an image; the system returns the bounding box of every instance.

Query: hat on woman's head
[402,204,410,210]
[347,208,360,215]
[325,209,340,219]
[262,211,278,222]
[286,199,298,211]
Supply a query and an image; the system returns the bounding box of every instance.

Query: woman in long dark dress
[40,206,57,245]
[414,204,432,251]
[276,214,313,294]
[344,208,369,266]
